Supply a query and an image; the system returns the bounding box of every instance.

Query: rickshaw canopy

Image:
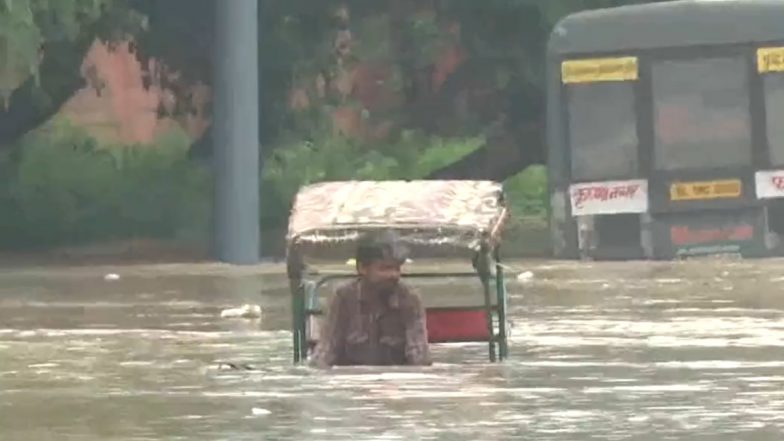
[286,180,509,253]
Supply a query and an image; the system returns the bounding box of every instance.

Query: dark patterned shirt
[311,279,431,367]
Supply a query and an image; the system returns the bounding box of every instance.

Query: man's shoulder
[395,282,423,307]
[334,279,360,300]
[396,281,419,296]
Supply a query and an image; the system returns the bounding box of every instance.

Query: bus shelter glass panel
[763,73,784,166]
[568,82,638,181]
[652,57,752,171]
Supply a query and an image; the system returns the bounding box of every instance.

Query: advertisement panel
[569,179,648,216]
[669,179,742,201]
[757,46,784,73]
[653,209,762,258]
[755,170,784,199]
[561,56,639,84]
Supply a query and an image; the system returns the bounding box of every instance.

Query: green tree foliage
[30,0,660,154]
[0,0,107,99]
[0,0,143,146]
[1,0,663,153]
[0,0,663,252]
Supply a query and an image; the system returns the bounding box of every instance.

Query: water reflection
[1,260,784,440]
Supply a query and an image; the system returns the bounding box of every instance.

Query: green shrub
[260,134,396,230]
[259,130,486,231]
[0,117,549,254]
[0,119,211,249]
[386,130,485,179]
[504,164,548,220]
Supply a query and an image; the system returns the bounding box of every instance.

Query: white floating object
[251,407,271,416]
[104,273,120,281]
[346,257,411,265]
[516,271,534,282]
[220,304,262,319]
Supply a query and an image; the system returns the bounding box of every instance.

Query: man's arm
[310,291,345,368]
[403,290,432,366]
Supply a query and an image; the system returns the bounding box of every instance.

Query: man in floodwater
[311,230,431,367]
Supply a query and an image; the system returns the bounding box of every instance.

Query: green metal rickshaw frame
[285,180,511,363]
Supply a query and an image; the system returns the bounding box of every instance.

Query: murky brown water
[1,259,784,440]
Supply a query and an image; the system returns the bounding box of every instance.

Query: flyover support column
[213,0,260,264]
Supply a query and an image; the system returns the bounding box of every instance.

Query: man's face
[358,258,402,293]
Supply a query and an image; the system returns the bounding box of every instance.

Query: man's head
[355,230,409,292]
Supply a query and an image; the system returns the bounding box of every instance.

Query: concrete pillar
[213,0,260,264]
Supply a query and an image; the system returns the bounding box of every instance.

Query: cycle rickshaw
[285,180,511,363]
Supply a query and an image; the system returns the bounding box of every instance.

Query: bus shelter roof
[549,0,784,56]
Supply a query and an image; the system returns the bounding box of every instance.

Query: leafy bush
[0,119,211,249]
[0,119,549,254]
[260,134,393,230]
[504,164,548,220]
[260,130,486,231]
[384,130,485,179]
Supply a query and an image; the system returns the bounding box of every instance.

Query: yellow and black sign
[757,47,784,73]
[670,179,742,201]
[561,56,638,84]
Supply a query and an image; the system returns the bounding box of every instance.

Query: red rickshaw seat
[305,306,493,349]
[425,307,491,343]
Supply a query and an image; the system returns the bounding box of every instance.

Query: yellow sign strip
[561,56,638,84]
[670,179,742,201]
[758,47,784,73]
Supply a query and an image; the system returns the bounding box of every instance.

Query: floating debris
[104,273,120,281]
[346,257,411,265]
[251,407,271,416]
[217,362,255,371]
[220,304,262,319]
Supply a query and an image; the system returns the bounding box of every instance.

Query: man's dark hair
[355,230,409,266]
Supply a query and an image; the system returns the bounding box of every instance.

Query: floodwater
[1,258,784,440]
